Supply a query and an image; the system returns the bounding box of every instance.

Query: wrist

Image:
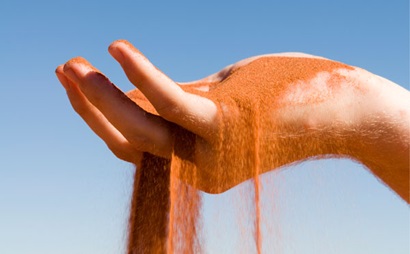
[348,70,410,167]
[335,68,409,201]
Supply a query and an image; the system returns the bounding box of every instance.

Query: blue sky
[0,1,408,253]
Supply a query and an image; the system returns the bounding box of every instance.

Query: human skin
[55,40,409,202]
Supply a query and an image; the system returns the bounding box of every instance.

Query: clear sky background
[0,1,408,253]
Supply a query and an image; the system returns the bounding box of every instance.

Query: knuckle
[128,135,151,151]
[156,105,175,120]
[156,101,182,121]
[71,100,88,116]
[107,144,137,163]
[110,148,129,161]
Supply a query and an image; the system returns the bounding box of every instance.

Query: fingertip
[108,39,130,54]
[63,56,91,72]
[109,39,144,60]
[55,66,71,90]
[108,41,124,62]
[110,39,135,51]
[55,64,64,74]
[109,39,129,48]
[62,57,101,85]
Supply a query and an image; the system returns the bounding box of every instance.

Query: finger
[56,65,143,163]
[62,59,173,158]
[108,40,218,140]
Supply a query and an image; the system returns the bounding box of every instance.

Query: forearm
[347,71,410,202]
[290,67,410,202]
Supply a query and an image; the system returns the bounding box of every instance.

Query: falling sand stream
[126,56,354,253]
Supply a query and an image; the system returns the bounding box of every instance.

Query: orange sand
[127,57,353,253]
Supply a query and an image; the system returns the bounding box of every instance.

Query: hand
[55,40,296,190]
[56,40,409,200]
